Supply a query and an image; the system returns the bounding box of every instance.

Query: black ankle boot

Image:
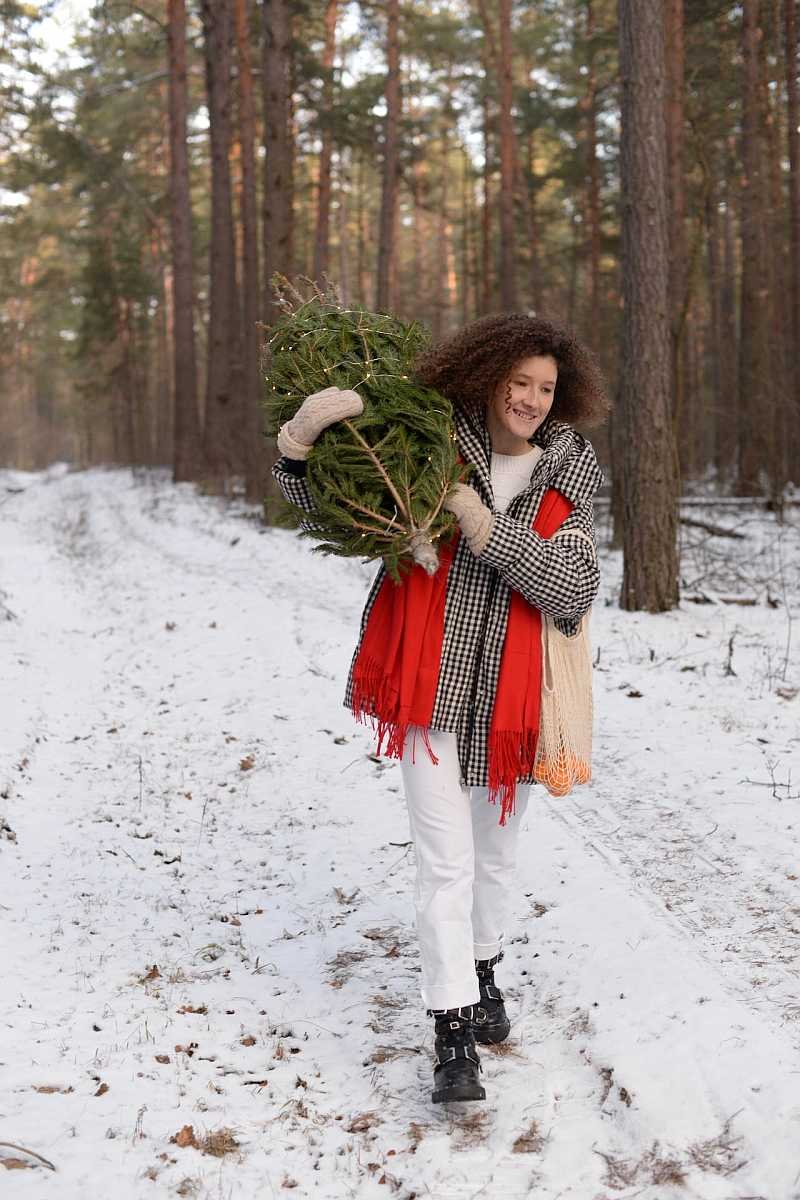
[471,953,511,1044]
[428,1006,486,1103]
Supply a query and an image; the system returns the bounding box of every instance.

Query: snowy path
[1,466,799,1199]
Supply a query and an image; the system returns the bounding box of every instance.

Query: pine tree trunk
[261,0,292,325]
[155,262,173,465]
[202,0,244,482]
[356,151,368,304]
[764,0,789,503]
[167,0,203,482]
[460,147,472,325]
[705,171,724,480]
[785,0,800,471]
[497,0,517,311]
[738,0,771,496]
[313,0,338,284]
[376,0,400,312]
[337,151,350,303]
[480,90,492,314]
[411,155,425,322]
[618,0,679,611]
[524,132,541,313]
[234,0,264,502]
[665,0,690,484]
[720,182,739,483]
[584,0,601,332]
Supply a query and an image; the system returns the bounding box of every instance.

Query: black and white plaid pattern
[272,409,604,789]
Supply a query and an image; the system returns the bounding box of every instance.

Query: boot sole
[432,1082,486,1103]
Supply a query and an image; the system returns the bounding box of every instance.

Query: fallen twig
[0,1142,56,1171]
[680,516,745,539]
[685,593,758,607]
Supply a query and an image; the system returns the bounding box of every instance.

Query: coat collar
[454,408,603,508]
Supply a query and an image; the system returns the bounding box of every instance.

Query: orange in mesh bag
[532,606,593,797]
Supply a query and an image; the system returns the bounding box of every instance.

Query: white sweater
[491,446,543,514]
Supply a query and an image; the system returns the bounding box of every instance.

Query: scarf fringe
[350,661,439,767]
[487,729,539,827]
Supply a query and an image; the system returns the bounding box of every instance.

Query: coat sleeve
[271,455,316,515]
[477,497,599,629]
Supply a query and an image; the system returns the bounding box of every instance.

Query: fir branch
[341,419,410,522]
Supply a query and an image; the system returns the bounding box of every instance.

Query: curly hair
[412,312,610,427]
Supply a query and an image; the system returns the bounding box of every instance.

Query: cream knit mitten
[277,386,364,460]
[444,483,495,556]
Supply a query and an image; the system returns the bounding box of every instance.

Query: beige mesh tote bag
[533,530,595,796]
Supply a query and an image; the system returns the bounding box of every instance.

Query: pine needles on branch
[263,278,464,579]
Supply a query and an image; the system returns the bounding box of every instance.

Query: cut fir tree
[264,281,465,579]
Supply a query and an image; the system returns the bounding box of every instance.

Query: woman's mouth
[511,408,538,422]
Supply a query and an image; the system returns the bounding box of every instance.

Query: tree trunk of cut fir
[261,0,293,326]
[202,0,244,482]
[738,0,771,496]
[618,0,679,611]
[497,0,517,311]
[234,0,264,503]
[785,0,800,465]
[312,0,338,284]
[584,0,601,332]
[167,0,203,483]
[665,0,690,484]
[376,0,400,312]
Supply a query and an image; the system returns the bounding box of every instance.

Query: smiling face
[486,354,558,455]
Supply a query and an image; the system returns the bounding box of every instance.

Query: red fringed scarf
[349,487,574,825]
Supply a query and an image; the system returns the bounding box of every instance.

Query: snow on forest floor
[1,464,799,1200]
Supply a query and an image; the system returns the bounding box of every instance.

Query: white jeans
[400,727,530,1010]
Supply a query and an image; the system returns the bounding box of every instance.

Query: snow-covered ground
[1,465,799,1200]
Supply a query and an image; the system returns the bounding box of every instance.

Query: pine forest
[2,1,800,606]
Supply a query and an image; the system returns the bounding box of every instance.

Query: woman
[273,312,608,1105]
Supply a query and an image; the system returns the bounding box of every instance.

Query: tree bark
[167,0,203,482]
[480,89,492,314]
[312,0,338,284]
[719,178,739,482]
[785,0,800,468]
[497,0,517,310]
[262,0,293,325]
[356,150,368,304]
[584,0,601,332]
[618,0,680,611]
[202,0,244,481]
[665,0,691,482]
[763,0,789,503]
[234,0,264,502]
[738,0,771,495]
[376,0,400,312]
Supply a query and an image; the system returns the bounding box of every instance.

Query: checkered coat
[272,408,604,788]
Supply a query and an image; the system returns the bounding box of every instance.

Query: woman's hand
[444,483,494,556]
[277,386,364,461]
